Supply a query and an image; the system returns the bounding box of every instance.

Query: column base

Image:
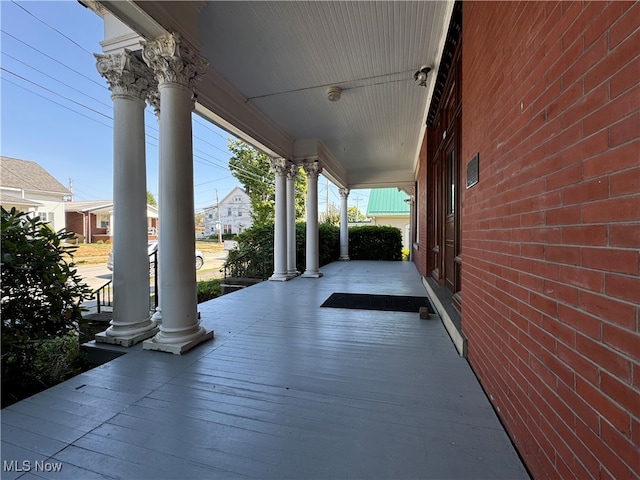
[95,325,159,348]
[287,270,300,279]
[143,329,214,355]
[269,272,289,281]
[302,270,323,278]
[151,307,162,324]
[339,255,350,261]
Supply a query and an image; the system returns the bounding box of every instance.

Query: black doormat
[321,293,435,313]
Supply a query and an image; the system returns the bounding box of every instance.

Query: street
[75,251,229,293]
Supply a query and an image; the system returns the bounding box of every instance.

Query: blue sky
[0,0,368,214]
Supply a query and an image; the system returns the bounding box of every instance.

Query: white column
[270,158,289,281]
[339,187,350,261]
[94,50,158,347]
[409,194,415,262]
[142,34,213,354]
[302,161,323,278]
[286,162,299,277]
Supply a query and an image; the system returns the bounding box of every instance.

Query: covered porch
[1,261,527,479]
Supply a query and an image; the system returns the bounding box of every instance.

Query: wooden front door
[444,141,457,292]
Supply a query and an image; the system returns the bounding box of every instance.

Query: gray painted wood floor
[2,261,529,480]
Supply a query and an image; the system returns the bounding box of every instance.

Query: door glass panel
[448,149,455,214]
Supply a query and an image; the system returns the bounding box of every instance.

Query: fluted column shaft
[270,158,289,281]
[302,162,323,278]
[94,50,158,347]
[142,34,213,354]
[339,187,350,261]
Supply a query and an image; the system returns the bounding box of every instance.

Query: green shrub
[197,279,222,303]
[1,207,93,407]
[348,225,403,260]
[225,222,340,278]
[318,223,340,266]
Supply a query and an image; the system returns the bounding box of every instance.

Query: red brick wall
[461,2,639,479]
[65,212,84,237]
[415,135,428,276]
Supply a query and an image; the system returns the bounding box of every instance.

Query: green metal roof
[366,188,410,216]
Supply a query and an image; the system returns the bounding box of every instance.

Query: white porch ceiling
[101,1,453,189]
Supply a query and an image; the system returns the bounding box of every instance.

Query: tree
[348,205,366,222]
[194,212,205,230]
[146,191,157,206]
[1,207,93,406]
[228,140,307,226]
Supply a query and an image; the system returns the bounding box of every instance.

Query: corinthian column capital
[303,161,323,179]
[339,187,350,198]
[141,33,208,90]
[95,50,156,101]
[270,157,290,176]
[286,162,299,180]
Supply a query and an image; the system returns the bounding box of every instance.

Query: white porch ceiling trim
[95,1,454,191]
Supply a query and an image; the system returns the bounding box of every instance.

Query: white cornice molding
[293,139,347,188]
[347,168,415,190]
[98,1,168,42]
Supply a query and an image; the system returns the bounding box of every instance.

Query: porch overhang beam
[293,138,347,189]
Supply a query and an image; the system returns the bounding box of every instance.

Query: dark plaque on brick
[466,153,479,189]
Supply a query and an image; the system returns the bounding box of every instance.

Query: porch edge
[421,276,468,357]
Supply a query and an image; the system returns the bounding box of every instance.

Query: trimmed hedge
[225,222,340,278]
[348,225,403,261]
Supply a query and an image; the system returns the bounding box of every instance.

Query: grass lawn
[69,240,225,265]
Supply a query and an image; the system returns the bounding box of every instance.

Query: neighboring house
[204,187,252,236]
[65,200,158,243]
[0,156,70,232]
[366,188,410,250]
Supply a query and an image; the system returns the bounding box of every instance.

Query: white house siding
[27,192,68,232]
[204,187,252,236]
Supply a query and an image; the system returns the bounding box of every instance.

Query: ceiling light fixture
[326,86,342,102]
[414,65,431,87]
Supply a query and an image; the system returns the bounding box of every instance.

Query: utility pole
[68,178,73,201]
[215,189,222,244]
[326,177,330,217]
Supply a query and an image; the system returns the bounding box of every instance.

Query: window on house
[237,209,242,217]
[100,221,109,229]
[35,211,51,223]
[228,208,232,216]
[224,224,232,234]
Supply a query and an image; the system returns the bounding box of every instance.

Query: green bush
[225,222,340,278]
[1,207,93,407]
[348,225,403,260]
[197,279,222,303]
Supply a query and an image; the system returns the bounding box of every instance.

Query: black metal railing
[150,250,158,311]
[94,280,113,313]
[223,239,272,280]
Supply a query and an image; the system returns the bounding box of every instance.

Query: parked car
[107,241,204,271]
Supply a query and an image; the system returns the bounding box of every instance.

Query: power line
[9,0,94,56]
[1,30,105,89]
[2,67,111,119]
[2,77,112,129]
[2,51,112,109]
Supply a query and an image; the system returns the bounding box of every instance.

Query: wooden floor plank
[1,261,528,479]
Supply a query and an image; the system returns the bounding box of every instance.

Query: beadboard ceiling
[104,1,453,188]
